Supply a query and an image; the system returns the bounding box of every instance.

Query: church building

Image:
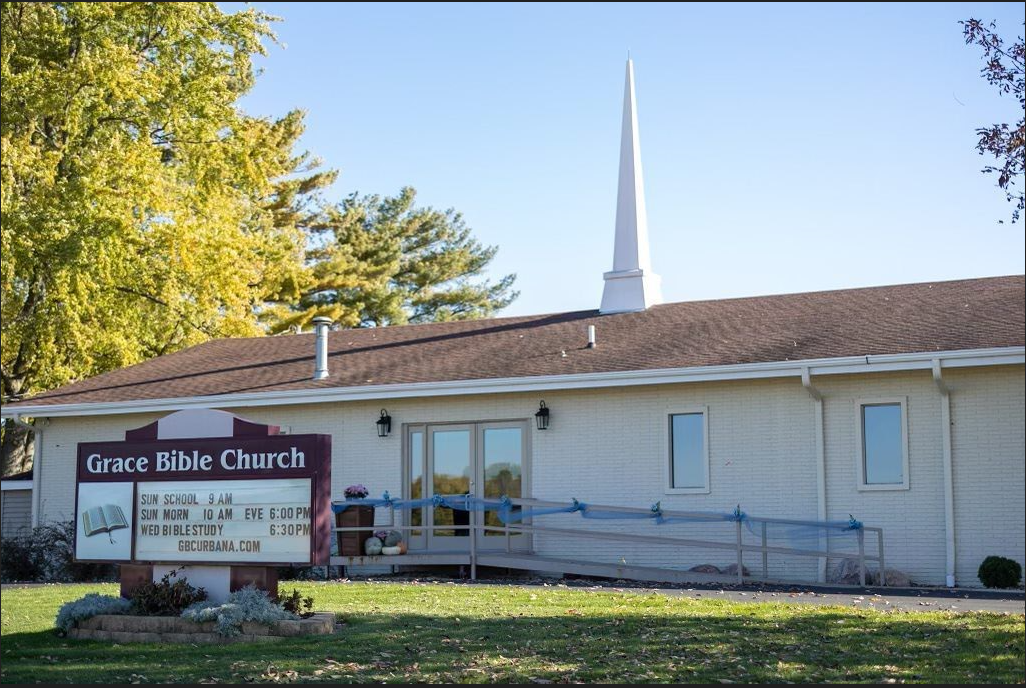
[3,60,1023,588]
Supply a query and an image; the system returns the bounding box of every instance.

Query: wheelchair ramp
[476,552,740,586]
[332,495,884,588]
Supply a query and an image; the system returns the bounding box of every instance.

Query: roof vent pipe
[312,317,333,380]
[587,325,597,348]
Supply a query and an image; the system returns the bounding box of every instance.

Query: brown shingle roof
[4,275,1023,409]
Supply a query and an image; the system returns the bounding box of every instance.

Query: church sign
[73,411,332,566]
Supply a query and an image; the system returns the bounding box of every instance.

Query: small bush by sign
[181,585,298,636]
[277,564,327,580]
[55,593,131,635]
[130,566,208,615]
[277,588,314,617]
[978,555,1023,589]
[54,584,316,638]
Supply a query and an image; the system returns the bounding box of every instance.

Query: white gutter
[801,368,827,583]
[932,359,956,588]
[1,346,1022,419]
[9,415,42,528]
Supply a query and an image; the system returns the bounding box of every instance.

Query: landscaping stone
[68,612,335,644]
[102,616,126,633]
[78,617,103,631]
[240,622,271,635]
[722,564,751,577]
[869,568,912,587]
[829,559,865,584]
[828,559,912,587]
[688,564,721,574]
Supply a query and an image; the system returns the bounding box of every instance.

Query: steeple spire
[600,57,662,314]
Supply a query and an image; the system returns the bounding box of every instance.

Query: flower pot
[335,505,375,556]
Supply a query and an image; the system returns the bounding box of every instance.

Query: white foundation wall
[31,364,1025,586]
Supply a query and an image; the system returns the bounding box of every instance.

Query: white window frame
[665,406,710,495]
[855,397,910,491]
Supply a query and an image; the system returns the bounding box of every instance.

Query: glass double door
[406,421,528,552]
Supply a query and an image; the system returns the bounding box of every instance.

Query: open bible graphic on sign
[81,504,129,543]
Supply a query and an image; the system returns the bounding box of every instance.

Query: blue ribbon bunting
[331,494,862,541]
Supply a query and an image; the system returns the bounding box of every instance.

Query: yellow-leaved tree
[0,2,334,473]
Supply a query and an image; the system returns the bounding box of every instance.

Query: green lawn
[1,582,1023,684]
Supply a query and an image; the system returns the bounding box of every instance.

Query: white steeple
[600,57,662,314]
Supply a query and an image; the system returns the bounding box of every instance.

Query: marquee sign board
[73,411,331,566]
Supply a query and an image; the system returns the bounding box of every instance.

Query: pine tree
[265,187,517,330]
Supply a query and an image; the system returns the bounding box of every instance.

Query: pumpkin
[364,536,383,555]
[384,530,403,547]
[381,545,402,555]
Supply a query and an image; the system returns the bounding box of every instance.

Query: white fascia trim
[1,481,33,491]
[2,346,1022,419]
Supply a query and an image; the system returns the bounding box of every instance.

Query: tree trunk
[0,421,34,477]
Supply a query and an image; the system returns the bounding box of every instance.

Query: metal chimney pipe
[587,325,597,348]
[312,317,333,380]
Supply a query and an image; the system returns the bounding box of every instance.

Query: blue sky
[228,2,1024,317]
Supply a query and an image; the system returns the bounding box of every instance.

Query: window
[667,409,709,494]
[409,428,424,537]
[856,399,909,490]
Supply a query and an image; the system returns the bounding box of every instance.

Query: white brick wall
[33,364,1025,586]
[948,365,1026,586]
[819,371,946,583]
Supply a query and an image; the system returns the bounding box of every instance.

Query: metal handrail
[330,495,885,586]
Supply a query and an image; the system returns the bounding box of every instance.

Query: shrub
[277,565,302,580]
[277,588,314,617]
[130,567,207,615]
[0,536,46,582]
[978,555,1023,589]
[55,593,132,635]
[1,521,116,583]
[277,564,330,580]
[182,585,297,636]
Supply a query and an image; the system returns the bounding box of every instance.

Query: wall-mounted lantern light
[376,409,392,437]
[535,401,550,431]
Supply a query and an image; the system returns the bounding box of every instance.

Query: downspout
[801,368,827,582]
[932,360,956,587]
[11,415,42,528]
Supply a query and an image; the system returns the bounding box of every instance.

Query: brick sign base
[69,612,334,644]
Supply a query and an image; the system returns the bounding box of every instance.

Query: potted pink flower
[336,484,374,556]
